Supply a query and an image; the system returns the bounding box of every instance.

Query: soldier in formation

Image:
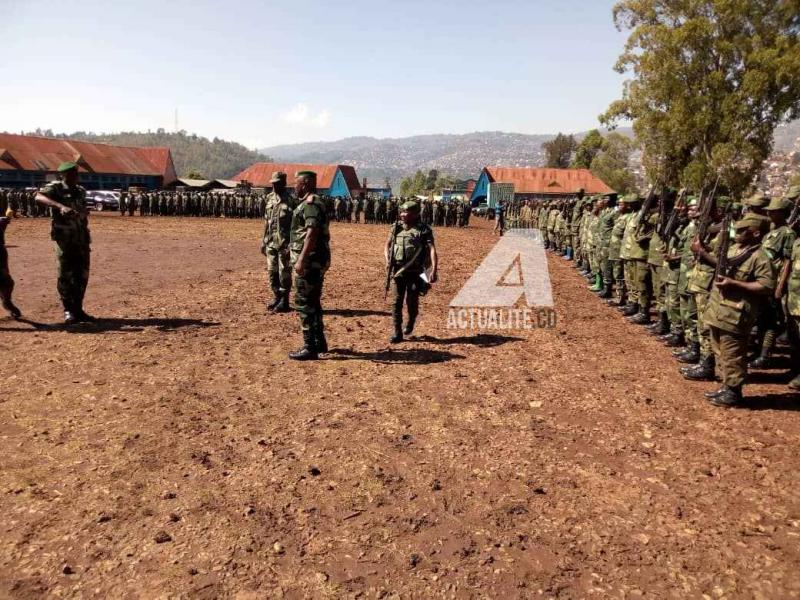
[260,171,296,313]
[0,188,50,218]
[550,183,800,405]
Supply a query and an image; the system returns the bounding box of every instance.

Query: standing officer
[0,215,21,319]
[288,171,331,361]
[35,162,94,324]
[260,171,295,313]
[385,201,438,343]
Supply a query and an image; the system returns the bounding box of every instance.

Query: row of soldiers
[520,185,800,407]
[0,188,52,218]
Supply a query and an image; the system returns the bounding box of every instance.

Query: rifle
[695,175,721,243]
[713,202,735,280]
[384,221,401,300]
[634,184,660,236]
[775,195,800,299]
[660,188,687,242]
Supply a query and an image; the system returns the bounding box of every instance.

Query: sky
[0,0,630,149]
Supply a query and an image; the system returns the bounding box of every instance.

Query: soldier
[749,193,797,368]
[288,171,331,361]
[494,201,506,236]
[385,201,438,343]
[260,171,295,313]
[703,213,774,407]
[606,196,633,306]
[0,215,21,319]
[34,162,95,324]
[596,193,618,298]
[784,224,800,390]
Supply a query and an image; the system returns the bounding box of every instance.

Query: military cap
[295,170,317,179]
[766,196,793,212]
[57,161,78,172]
[400,200,420,212]
[270,171,287,183]
[785,185,800,200]
[686,195,699,207]
[715,195,731,208]
[733,213,770,232]
[742,191,769,208]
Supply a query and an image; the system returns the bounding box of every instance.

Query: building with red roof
[0,133,177,190]
[232,162,362,198]
[470,167,614,204]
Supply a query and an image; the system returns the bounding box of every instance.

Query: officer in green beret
[385,200,438,343]
[288,171,331,360]
[742,191,770,215]
[261,171,296,313]
[703,213,775,406]
[35,161,95,324]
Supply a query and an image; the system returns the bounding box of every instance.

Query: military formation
[507,184,800,407]
[0,188,52,218]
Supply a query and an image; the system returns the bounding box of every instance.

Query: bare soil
[1,214,799,599]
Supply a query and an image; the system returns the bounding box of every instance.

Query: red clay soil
[1,215,799,599]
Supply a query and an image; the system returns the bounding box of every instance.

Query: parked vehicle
[86,191,120,211]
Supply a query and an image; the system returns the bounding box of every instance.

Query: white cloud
[280,103,331,128]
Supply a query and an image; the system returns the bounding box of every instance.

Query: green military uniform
[608,205,632,305]
[0,217,20,318]
[647,211,667,327]
[290,182,331,355]
[678,216,699,344]
[705,214,775,405]
[786,237,800,389]
[262,172,296,311]
[620,198,647,315]
[39,167,92,318]
[390,202,434,341]
[596,200,617,296]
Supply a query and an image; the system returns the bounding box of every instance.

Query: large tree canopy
[601,0,800,196]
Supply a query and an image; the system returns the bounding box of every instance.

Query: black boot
[2,297,21,320]
[662,331,685,348]
[675,341,700,364]
[403,317,416,337]
[266,292,281,311]
[598,283,613,299]
[74,307,97,323]
[273,292,290,313]
[648,312,670,335]
[289,330,318,361]
[709,385,743,407]
[748,353,771,369]
[315,330,328,353]
[621,302,640,317]
[390,327,403,344]
[629,308,651,325]
[683,355,715,381]
[704,386,727,399]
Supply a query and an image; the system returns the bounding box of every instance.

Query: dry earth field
[1,214,799,599]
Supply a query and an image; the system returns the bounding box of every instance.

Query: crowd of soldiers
[507,185,800,407]
[0,188,51,218]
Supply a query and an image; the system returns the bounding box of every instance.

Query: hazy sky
[1,0,629,149]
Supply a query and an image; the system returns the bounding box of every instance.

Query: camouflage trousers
[630,259,651,308]
[650,263,666,313]
[664,267,681,331]
[710,326,748,388]
[266,246,292,294]
[787,316,800,371]
[294,268,325,338]
[623,260,636,303]
[393,273,421,331]
[56,241,90,311]
[695,292,712,358]
[679,290,698,343]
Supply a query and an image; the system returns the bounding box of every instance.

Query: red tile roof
[484,167,614,195]
[0,133,176,183]
[233,162,362,192]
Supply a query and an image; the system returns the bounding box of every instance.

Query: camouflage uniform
[263,189,296,304]
[786,238,800,388]
[0,217,19,317]
[290,193,331,352]
[39,180,92,315]
[390,218,434,339]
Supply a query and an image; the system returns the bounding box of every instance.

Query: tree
[184,169,206,180]
[543,133,577,168]
[590,132,638,194]
[572,129,605,169]
[601,0,800,196]
[424,169,439,190]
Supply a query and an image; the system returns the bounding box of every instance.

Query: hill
[17,129,271,180]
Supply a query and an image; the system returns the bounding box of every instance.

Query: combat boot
[390,329,403,344]
[748,353,772,369]
[662,331,685,348]
[704,386,727,399]
[675,341,700,363]
[266,292,281,311]
[403,317,416,337]
[647,312,669,334]
[74,307,97,323]
[2,298,21,320]
[273,292,291,313]
[788,374,800,390]
[628,308,652,325]
[289,331,318,361]
[709,385,743,408]
[598,282,613,299]
[682,355,715,381]
[63,311,79,325]
[621,302,640,317]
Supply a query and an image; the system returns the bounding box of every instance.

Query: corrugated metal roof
[0,133,176,183]
[484,167,614,195]
[232,162,361,192]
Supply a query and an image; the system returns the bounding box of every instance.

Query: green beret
[734,213,770,232]
[57,161,78,173]
[400,201,420,212]
[686,195,699,207]
[619,194,639,204]
[295,170,316,179]
[785,185,800,200]
[742,192,769,208]
[766,196,793,211]
[270,171,287,183]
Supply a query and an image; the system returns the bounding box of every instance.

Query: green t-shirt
[290,194,330,271]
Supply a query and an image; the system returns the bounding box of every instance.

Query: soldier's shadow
[326,347,464,364]
[0,317,219,334]
[415,334,524,347]
[326,309,391,317]
[736,392,800,412]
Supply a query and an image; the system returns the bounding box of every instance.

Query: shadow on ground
[415,333,524,347]
[326,347,464,364]
[327,309,391,318]
[0,317,219,334]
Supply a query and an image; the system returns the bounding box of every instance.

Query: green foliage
[183,169,206,180]
[572,129,605,169]
[543,133,577,168]
[25,128,271,180]
[398,169,456,196]
[590,133,638,194]
[602,0,800,196]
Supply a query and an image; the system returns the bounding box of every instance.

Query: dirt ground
[1,214,799,599]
